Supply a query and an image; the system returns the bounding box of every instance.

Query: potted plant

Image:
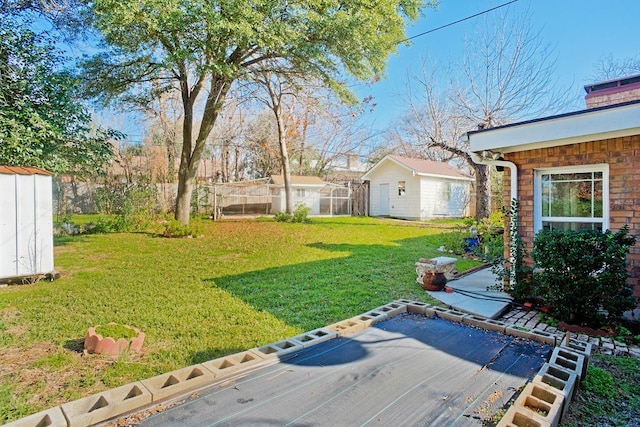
[422,270,448,291]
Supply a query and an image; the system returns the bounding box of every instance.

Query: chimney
[584,74,640,109]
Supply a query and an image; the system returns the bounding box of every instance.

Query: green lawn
[0,216,480,423]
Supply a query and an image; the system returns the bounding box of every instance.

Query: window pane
[542,221,603,232]
[542,171,602,218]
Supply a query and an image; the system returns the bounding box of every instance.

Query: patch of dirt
[0,341,115,411]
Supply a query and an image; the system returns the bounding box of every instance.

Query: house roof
[362,155,473,181]
[270,175,328,187]
[0,166,53,176]
[465,99,640,154]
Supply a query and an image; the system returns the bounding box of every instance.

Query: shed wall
[0,173,54,280]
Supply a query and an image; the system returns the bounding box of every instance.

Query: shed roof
[270,175,328,187]
[0,166,53,176]
[362,155,473,181]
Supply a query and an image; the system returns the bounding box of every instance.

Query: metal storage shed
[0,166,55,283]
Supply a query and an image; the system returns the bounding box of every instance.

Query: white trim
[468,102,640,154]
[533,164,609,232]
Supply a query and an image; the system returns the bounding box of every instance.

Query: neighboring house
[270,175,342,215]
[465,74,640,306]
[362,155,474,220]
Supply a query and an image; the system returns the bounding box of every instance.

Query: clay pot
[84,323,145,356]
[422,272,447,291]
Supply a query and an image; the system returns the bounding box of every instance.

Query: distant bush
[274,204,312,223]
[162,219,203,238]
[532,226,636,326]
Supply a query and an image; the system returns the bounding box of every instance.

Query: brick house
[465,74,640,307]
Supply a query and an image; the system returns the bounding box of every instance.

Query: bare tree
[396,6,570,220]
[592,54,640,81]
[251,69,298,213]
[143,88,183,183]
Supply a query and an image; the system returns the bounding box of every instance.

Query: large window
[534,165,608,232]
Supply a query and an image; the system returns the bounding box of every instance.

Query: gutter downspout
[468,151,519,288]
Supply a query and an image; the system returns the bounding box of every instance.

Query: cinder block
[291,328,338,349]
[506,326,556,346]
[396,300,430,315]
[549,347,585,382]
[326,318,368,336]
[462,315,507,333]
[141,364,216,402]
[530,329,557,346]
[513,382,564,427]
[254,338,305,360]
[433,307,466,323]
[202,350,265,377]
[373,302,407,318]
[423,305,438,318]
[496,405,552,427]
[560,339,592,377]
[533,363,578,414]
[3,406,67,427]
[351,309,388,327]
[61,381,152,427]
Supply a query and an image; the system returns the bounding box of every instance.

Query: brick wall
[586,87,640,109]
[503,134,640,304]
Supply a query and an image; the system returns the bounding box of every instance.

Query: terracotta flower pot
[84,323,145,356]
[422,272,447,291]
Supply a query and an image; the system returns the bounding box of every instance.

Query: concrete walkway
[427,267,640,358]
[426,267,512,320]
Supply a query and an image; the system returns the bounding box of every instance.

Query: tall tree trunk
[473,162,491,221]
[175,77,231,224]
[276,112,293,214]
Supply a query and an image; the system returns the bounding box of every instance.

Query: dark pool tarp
[141,314,551,426]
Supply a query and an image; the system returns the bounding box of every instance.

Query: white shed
[270,175,328,215]
[0,166,55,282]
[362,155,474,220]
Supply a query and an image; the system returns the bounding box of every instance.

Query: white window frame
[533,164,609,233]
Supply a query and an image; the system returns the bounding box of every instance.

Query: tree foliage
[82,0,432,224]
[0,21,119,174]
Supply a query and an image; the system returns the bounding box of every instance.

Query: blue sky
[354,0,640,130]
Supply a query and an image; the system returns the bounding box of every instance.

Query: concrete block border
[290,328,338,349]
[2,406,67,427]
[254,338,305,360]
[511,382,565,427]
[5,299,596,427]
[202,350,265,377]
[141,364,217,403]
[461,314,507,333]
[549,347,586,382]
[60,381,152,427]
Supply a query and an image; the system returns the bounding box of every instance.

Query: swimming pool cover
[141,313,551,426]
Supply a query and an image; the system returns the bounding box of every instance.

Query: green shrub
[274,211,292,222]
[162,219,203,238]
[274,204,312,223]
[292,203,311,223]
[532,226,636,326]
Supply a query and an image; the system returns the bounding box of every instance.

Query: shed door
[379,184,389,216]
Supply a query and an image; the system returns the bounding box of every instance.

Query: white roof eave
[468,102,640,154]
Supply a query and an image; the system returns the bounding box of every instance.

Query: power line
[398,0,519,44]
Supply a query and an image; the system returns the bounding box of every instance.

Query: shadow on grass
[208,233,470,333]
[64,337,85,353]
